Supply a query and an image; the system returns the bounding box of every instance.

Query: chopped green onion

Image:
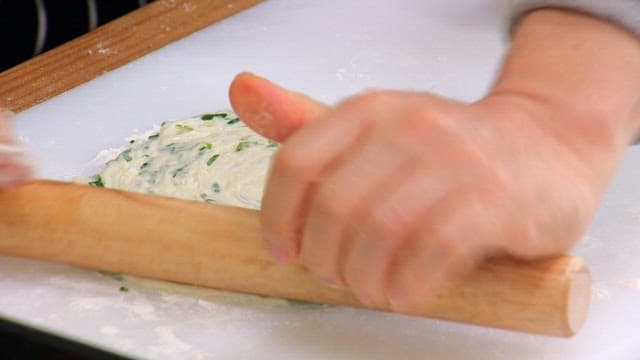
[172,166,186,178]
[129,139,136,144]
[227,118,241,125]
[176,124,194,132]
[99,271,124,281]
[286,299,323,308]
[212,183,221,193]
[119,286,129,293]
[199,143,213,151]
[88,175,104,187]
[140,162,150,170]
[267,140,279,148]
[122,150,132,162]
[148,134,160,140]
[206,154,220,166]
[201,113,227,120]
[235,140,257,152]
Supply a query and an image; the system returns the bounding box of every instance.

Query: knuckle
[517,221,543,254]
[406,107,445,129]
[430,222,474,266]
[313,188,351,222]
[337,90,397,115]
[357,90,396,104]
[272,145,311,177]
[394,108,455,149]
[261,214,292,241]
[368,206,407,241]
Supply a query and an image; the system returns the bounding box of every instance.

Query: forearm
[490,9,640,150]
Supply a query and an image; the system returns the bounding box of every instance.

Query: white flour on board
[591,283,611,301]
[574,235,603,253]
[628,206,640,222]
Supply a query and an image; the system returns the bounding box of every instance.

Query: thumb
[229,72,329,142]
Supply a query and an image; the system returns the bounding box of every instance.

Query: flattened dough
[93,111,277,209]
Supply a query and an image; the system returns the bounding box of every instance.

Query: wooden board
[0,0,262,113]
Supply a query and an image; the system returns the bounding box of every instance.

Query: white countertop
[4,1,640,358]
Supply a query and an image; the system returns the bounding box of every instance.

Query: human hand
[228,8,640,311]
[229,72,608,311]
[0,110,33,187]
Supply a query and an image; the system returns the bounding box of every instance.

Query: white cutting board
[3,1,640,358]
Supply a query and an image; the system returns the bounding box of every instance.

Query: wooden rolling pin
[0,180,590,337]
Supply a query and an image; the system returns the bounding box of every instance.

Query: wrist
[490,8,640,149]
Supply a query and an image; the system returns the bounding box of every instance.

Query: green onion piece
[140,162,150,170]
[286,299,323,308]
[88,175,105,188]
[119,286,129,293]
[199,143,213,151]
[236,140,259,152]
[172,166,186,178]
[235,141,248,152]
[227,118,241,125]
[129,139,136,144]
[148,134,160,140]
[267,140,279,148]
[212,183,221,193]
[99,271,124,281]
[176,124,194,131]
[122,150,132,162]
[206,154,220,166]
[201,113,227,120]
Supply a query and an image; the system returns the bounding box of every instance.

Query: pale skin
[0,110,33,187]
[227,9,640,311]
[1,9,639,312]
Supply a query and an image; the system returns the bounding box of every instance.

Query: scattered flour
[591,284,611,301]
[100,326,120,336]
[182,2,196,11]
[70,297,159,321]
[95,42,116,55]
[628,207,640,222]
[147,326,212,359]
[99,326,134,351]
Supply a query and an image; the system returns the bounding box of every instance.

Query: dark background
[0,0,156,72]
[0,317,132,359]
